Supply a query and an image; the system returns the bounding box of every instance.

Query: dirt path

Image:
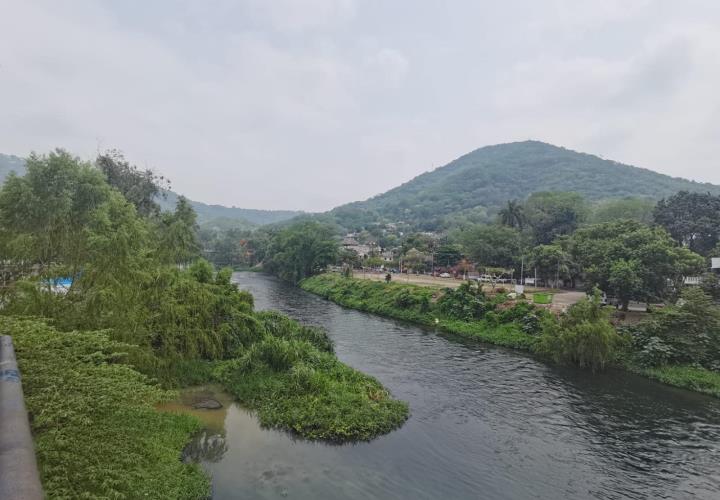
[352,272,586,310]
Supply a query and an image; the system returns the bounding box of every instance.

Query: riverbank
[5,316,210,499]
[6,297,408,498]
[301,273,720,398]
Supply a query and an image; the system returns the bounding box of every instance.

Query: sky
[2,0,720,212]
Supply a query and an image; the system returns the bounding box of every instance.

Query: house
[341,235,372,258]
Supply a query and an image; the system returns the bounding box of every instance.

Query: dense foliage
[524,191,588,244]
[628,288,720,370]
[263,220,338,283]
[0,150,408,497]
[653,191,720,255]
[590,197,655,224]
[453,225,525,269]
[215,314,408,441]
[6,317,209,500]
[566,220,704,310]
[536,291,622,371]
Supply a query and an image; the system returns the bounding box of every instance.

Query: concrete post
[0,335,44,500]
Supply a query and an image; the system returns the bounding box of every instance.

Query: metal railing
[0,335,44,500]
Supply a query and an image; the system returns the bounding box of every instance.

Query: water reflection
[184,428,228,463]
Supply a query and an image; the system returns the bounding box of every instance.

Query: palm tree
[498,200,525,230]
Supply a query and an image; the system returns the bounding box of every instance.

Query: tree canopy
[263,221,338,283]
[653,191,720,255]
[454,224,526,269]
[567,220,704,309]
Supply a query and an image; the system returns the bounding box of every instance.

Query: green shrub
[5,317,209,499]
[257,310,334,353]
[437,281,490,320]
[189,258,214,283]
[536,291,622,371]
[628,288,720,370]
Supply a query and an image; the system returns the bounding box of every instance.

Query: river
[187,272,720,499]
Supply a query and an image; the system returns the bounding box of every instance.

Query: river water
[188,272,720,499]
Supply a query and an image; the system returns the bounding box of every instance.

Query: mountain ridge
[328,140,720,230]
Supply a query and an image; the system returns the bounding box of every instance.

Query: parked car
[439,272,451,278]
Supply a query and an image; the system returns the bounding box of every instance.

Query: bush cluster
[628,287,720,370]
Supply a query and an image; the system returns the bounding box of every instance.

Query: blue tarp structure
[42,277,73,291]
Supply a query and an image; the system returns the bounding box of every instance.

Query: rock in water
[192,398,223,410]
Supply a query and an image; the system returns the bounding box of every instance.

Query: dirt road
[353,271,586,310]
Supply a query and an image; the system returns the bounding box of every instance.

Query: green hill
[330,141,720,230]
[0,153,301,226]
[158,190,302,226]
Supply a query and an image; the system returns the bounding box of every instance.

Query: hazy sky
[2,1,720,211]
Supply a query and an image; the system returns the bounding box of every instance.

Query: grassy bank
[301,273,538,350]
[5,317,210,500]
[182,312,409,442]
[628,364,720,398]
[301,274,720,398]
[8,310,408,499]
[214,312,408,441]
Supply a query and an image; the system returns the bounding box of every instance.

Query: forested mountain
[0,153,301,226]
[158,190,302,226]
[330,141,720,230]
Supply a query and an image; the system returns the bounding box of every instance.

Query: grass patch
[4,316,210,500]
[628,363,720,398]
[437,319,537,350]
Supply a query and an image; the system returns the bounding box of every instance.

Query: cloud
[365,48,410,88]
[1,1,720,211]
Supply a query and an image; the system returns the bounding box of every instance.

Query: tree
[528,244,572,288]
[155,196,201,266]
[338,248,361,268]
[497,199,526,229]
[630,287,720,369]
[0,150,115,277]
[607,259,643,309]
[525,191,588,245]
[455,224,525,269]
[402,248,429,272]
[263,221,338,283]
[400,233,436,254]
[653,191,720,255]
[435,244,463,267]
[536,290,622,371]
[96,150,170,217]
[567,220,704,310]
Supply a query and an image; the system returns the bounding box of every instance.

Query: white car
[439,272,451,278]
